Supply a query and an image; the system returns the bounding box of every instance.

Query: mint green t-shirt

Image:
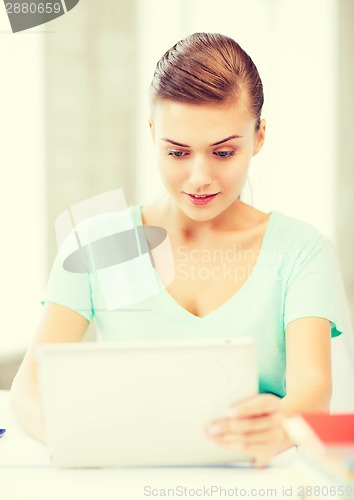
[43,205,343,398]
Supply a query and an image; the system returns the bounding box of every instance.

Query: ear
[253,118,266,156]
[148,117,156,144]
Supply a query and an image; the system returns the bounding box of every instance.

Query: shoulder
[264,212,331,273]
[269,211,324,248]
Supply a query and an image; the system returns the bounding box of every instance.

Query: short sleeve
[284,234,344,338]
[41,254,94,322]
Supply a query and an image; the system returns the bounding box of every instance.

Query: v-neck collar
[133,205,276,321]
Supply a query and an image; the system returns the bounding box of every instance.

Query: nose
[188,155,212,191]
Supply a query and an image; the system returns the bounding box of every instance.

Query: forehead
[152,99,255,143]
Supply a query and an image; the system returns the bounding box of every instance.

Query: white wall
[136,0,336,240]
[0,12,46,347]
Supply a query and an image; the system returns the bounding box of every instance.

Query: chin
[181,204,223,222]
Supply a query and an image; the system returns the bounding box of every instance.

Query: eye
[167,150,189,158]
[213,151,236,158]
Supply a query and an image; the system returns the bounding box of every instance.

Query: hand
[204,394,294,467]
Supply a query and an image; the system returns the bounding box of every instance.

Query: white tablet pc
[36,338,258,468]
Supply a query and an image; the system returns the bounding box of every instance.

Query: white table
[0,390,343,500]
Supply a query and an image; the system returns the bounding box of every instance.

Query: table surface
[0,390,343,500]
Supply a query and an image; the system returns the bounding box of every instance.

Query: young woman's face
[149,98,265,222]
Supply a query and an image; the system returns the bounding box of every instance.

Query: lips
[184,193,219,206]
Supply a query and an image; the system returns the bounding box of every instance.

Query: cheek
[224,153,252,186]
[158,161,186,187]
[220,166,248,190]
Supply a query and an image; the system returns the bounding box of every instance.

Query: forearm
[10,373,47,444]
[280,385,331,417]
[9,304,89,444]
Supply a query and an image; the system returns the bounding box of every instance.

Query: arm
[10,302,89,443]
[204,317,332,466]
[281,316,332,415]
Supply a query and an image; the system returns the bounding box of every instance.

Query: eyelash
[167,151,236,159]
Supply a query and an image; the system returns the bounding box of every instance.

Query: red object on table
[300,413,354,446]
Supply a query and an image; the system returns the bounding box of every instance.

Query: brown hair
[150,32,264,130]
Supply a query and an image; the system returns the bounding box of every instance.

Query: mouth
[184,192,219,206]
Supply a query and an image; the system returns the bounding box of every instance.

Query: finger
[217,440,274,468]
[240,444,275,468]
[217,428,278,447]
[229,394,281,418]
[205,414,276,437]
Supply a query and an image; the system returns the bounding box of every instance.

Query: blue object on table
[0,429,6,438]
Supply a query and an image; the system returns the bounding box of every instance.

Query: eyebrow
[161,134,243,148]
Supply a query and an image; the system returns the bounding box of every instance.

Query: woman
[10,33,342,467]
